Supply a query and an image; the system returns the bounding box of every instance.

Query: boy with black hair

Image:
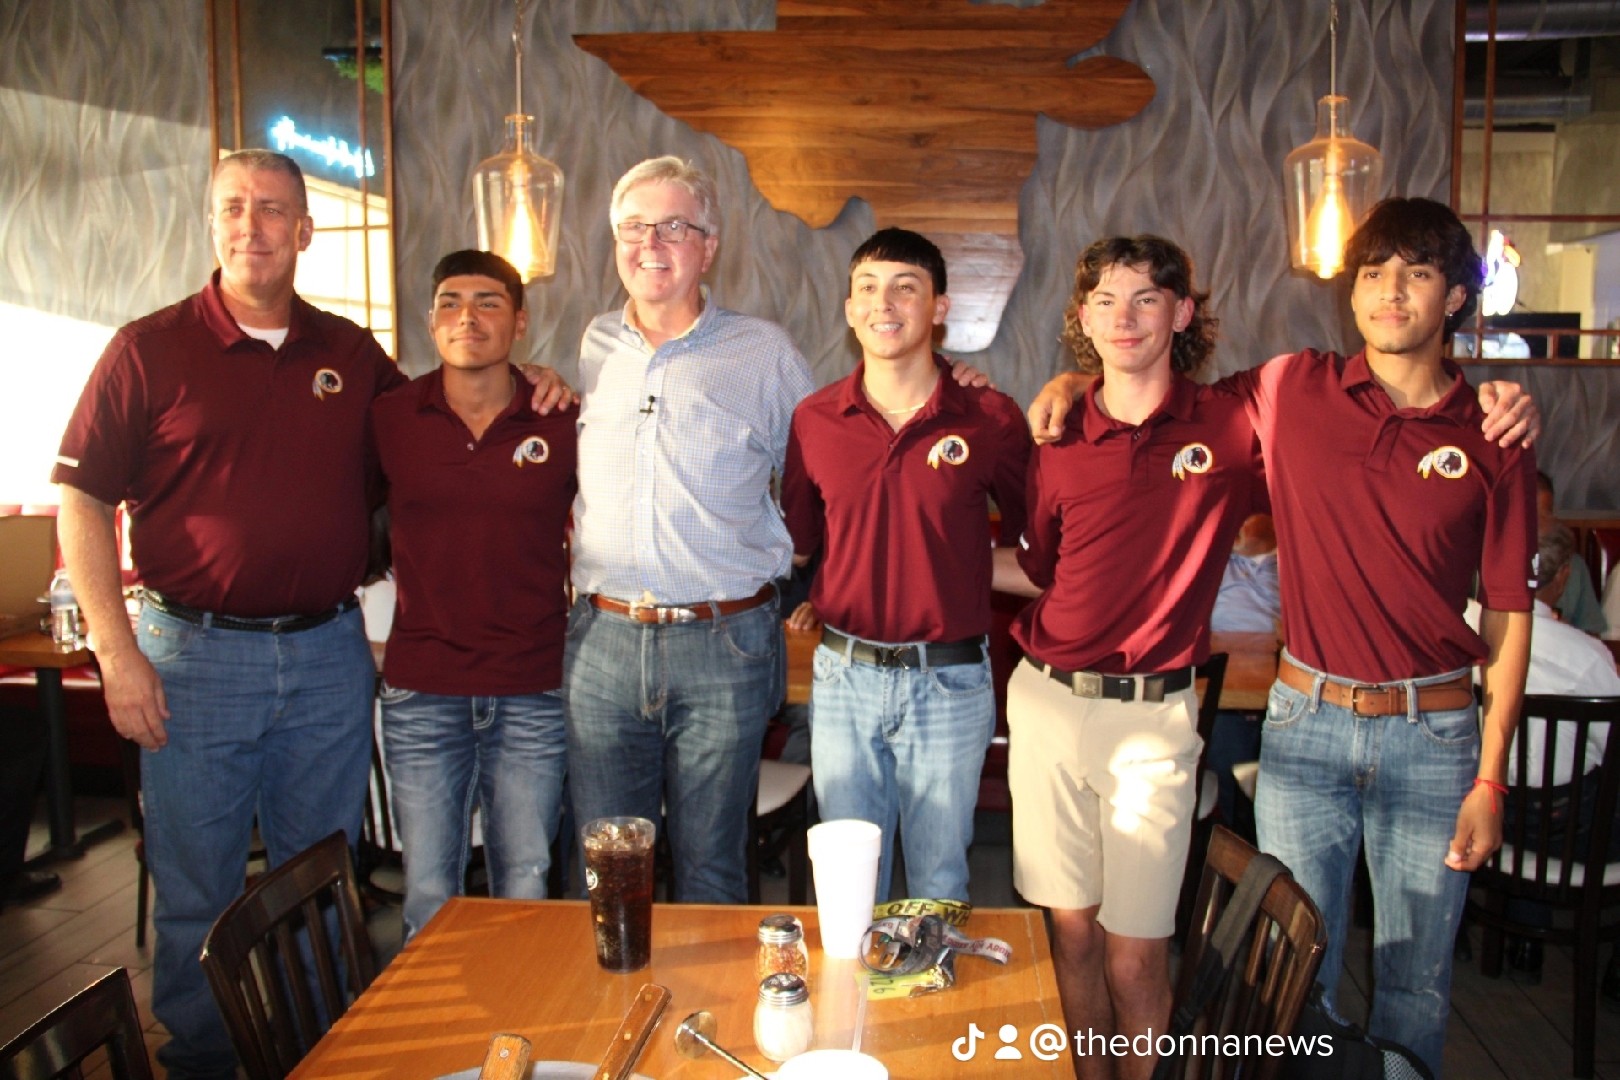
[371,249,577,941]
[782,227,1029,903]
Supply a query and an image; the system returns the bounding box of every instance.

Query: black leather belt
[823,628,985,668]
[1027,656,1194,702]
[145,591,359,634]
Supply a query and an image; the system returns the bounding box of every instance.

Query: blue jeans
[1255,654,1478,1078]
[809,636,994,903]
[562,594,781,903]
[139,603,374,1080]
[380,688,568,942]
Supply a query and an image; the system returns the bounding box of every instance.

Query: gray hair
[1535,522,1577,589]
[609,156,719,239]
[210,149,309,213]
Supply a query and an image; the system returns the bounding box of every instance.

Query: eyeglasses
[613,219,710,244]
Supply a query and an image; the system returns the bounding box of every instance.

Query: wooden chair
[1466,694,1620,1080]
[1174,653,1229,942]
[199,832,376,1080]
[0,967,152,1080]
[1163,825,1326,1080]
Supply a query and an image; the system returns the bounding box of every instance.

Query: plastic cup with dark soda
[582,815,656,973]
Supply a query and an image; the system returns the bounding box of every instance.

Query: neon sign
[269,116,375,180]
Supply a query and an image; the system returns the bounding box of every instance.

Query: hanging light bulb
[1303,145,1354,278]
[1283,1,1383,279]
[472,0,563,283]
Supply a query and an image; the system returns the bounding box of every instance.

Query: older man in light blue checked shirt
[562,156,814,902]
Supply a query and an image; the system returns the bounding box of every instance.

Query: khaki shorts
[1007,658,1203,939]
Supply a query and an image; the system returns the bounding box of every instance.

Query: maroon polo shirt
[782,356,1030,644]
[1012,374,1265,674]
[372,367,577,696]
[1221,350,1536,682]
[52,271,405,617]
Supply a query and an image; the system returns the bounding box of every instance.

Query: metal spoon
[672,1011,771,1080]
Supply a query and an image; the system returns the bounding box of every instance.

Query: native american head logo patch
[512,436,550,466]
[927,434,970,469]
[1417,446,1468,480]
[1172,443,1213,480]
[312,369,343,400]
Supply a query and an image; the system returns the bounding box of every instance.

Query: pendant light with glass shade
[1283,0,1383,280]
[473,0,563,283]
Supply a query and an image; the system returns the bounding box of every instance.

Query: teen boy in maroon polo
[993,236,1261,1080]
[782,228,1029,902]
[371,250,577,942]
[52,150,405,1080]
[1229,201,1534,1075]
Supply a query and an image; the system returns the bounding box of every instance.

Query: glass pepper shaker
[753,973,814,1062]
[755,913,810,985]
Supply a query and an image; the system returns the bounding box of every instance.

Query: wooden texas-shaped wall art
[575,0,1155,352]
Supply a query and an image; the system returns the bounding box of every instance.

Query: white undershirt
[239,324,289,350]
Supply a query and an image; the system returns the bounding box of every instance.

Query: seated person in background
[783,227,1030,904]
[1463,521,1620,983]
[371,250,576,942]
[1210,513,1279,633]
[1464,522,1620,787]
[1206,513,1280,823]
[1537,471,1607,636]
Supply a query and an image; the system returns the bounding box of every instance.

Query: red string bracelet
[1473,777,1508,813]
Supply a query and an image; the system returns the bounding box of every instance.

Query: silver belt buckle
[1075,671,1104,698]
[659,606,699,624]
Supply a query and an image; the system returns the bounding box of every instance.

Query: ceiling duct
[1463,89,1592,119]
[1466,1,1620,40]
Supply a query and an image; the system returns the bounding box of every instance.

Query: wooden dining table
[290,898,1071,1080]
[0,630,124,865]
[1207,631,1282,712]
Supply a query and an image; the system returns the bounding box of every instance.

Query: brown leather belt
[589,583,775,624]
[1277,656,1475,717]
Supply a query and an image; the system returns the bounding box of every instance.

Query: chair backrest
[0,968,152,1080]
[1165,826,1326,1080]
[1192,653,1229,814]
[199,832,376,1080]
[1487,695,1620,907]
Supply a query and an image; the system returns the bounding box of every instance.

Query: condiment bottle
[756,913,810,985]
[753,973,814,1062]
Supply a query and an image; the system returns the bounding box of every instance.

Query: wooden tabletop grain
[0,630,92,669]
[289,898,1071,1080]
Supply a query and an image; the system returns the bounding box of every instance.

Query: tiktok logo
[952,1023,985,1061]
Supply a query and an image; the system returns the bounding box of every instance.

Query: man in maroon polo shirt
[992,236,1262,1080]
[782,227,1029,903]
[51,150,406,1080]
[1027,200,1538,1076]
[371,250,576,942]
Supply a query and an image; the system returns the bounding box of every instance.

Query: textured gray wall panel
[0,0,212,328]
[394,0,1455,399]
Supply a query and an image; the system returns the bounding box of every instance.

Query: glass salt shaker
[753,973,814,1062]
[755,913,810,985]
